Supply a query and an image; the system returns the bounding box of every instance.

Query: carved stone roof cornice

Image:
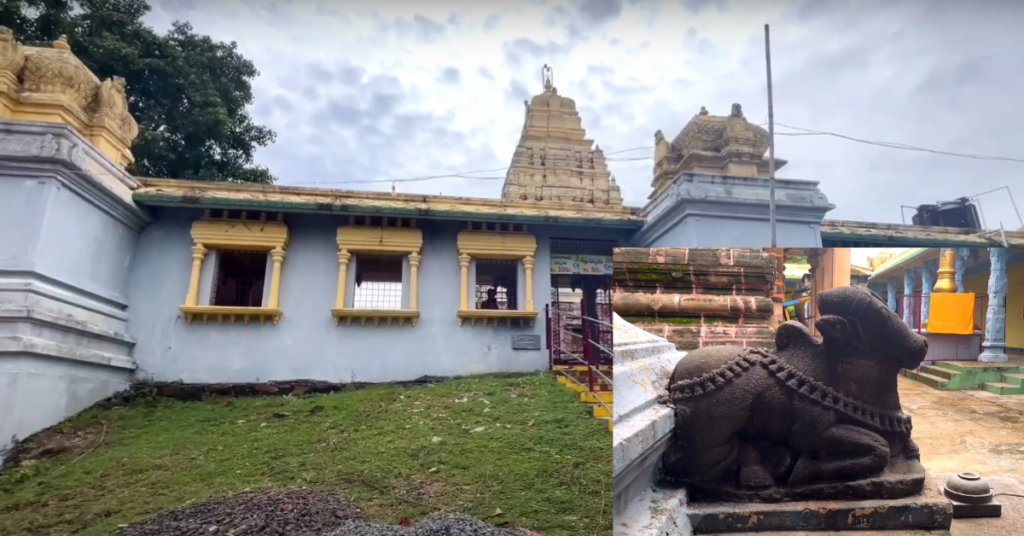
[0,27,138,168]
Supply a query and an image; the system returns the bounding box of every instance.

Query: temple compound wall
[126,208,629,384]
[612,248,778,352]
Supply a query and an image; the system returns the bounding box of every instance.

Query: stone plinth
[634,172,833,247]
[686,474,952,533]
[612,313,689,535]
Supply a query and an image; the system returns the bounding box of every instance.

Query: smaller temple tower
[651,103,787,199]
[501,65,623,206]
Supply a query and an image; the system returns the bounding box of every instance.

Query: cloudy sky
[145,0,1024,227]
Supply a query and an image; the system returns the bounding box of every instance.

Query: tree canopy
[0,0,276,183]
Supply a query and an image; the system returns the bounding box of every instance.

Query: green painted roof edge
[133,192,646,229]
[867,248,931,283]
[822,232,1018,248]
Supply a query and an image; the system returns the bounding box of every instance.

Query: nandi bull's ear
[815,315,869,347]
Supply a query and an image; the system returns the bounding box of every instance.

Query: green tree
[0,0,276,183]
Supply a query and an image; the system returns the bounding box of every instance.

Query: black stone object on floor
[942,472,1002,518]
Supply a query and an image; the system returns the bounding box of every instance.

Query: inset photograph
[612,247,1023,535]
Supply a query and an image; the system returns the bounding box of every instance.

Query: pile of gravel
[109,488,366,536]
[327,513,525,536]
[108,488,528,536]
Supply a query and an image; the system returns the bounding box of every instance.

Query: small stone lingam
[942,472,1002,518]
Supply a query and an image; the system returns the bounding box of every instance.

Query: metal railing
[545,301,614,416]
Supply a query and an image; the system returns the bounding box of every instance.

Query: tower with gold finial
[501,65,623,206]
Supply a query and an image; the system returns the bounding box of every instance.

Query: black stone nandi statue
[662,285,929,502]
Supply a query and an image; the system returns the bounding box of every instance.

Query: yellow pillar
[523,255,535,312]
[335,249,351,309]
[268,246,286,309]
[933,248,958,293]
[459,253,471,310]
[409,252,421,310]
[185,244,207,306]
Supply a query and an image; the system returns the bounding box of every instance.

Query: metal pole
[545,304,552,369]
[765,23,777,247]
[581,300,595,392]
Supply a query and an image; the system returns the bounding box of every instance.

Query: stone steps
[1003,373,1024,387]
[983,381,1024,395]
[551,366,613,432]
[907,370,951,390]
[920,364,961,381]
[906,361,1024,395]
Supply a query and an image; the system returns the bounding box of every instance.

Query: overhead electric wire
[285,124,1024,187]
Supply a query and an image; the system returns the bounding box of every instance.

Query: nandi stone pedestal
[614,286,954,534]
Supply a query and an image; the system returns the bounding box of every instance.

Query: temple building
[1,29,1021,452]
[867,247,1023,365]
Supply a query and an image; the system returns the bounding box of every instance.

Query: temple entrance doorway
[547,239,615,368]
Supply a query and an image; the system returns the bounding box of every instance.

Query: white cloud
[145,0,1024,228]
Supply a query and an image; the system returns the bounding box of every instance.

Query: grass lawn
[0,373,610,536]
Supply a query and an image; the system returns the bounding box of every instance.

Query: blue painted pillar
[903,268,918,326]
[887,277,898,312]
[955,248,970,293]
[980,248,1009,363]
[921,260,938,330]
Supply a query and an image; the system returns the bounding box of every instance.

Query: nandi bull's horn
[816,285,929,369]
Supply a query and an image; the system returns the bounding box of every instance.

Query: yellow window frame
[456,229,538,326]
[179,213,289,325]
[334,223,423,327]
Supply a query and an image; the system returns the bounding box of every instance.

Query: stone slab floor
[720,376,1024,535]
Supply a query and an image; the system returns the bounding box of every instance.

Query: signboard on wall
[550,254,579,274]
[512,334,542,350]
[549,254,612,275]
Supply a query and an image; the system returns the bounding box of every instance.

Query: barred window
[475,259,518,310]
[211,250,267,307]
[354,254,404,309]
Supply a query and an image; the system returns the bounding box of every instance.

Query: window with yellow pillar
[333,219,423,327]
[456,226,538,327]
[179,211,289,325]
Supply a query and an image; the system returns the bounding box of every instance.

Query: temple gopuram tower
[635,102,833,247]
[501,66,623,206]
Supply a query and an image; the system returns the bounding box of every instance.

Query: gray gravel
[327,513,525,536]
[107,488,527,536]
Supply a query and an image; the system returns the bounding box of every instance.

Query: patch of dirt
[392,479,448,504]
[5,426,101,467]
[108,488,366,536]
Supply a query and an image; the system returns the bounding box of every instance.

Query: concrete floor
[898,375,1024,536]
[719,378,1024,535]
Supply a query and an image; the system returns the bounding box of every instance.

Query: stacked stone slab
[613,248,777,352]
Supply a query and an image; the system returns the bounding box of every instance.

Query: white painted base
[613,313,688,527]
[0,354,133,460]
[615,487,692,536]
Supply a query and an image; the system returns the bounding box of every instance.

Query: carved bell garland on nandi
[662,285,929,502]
